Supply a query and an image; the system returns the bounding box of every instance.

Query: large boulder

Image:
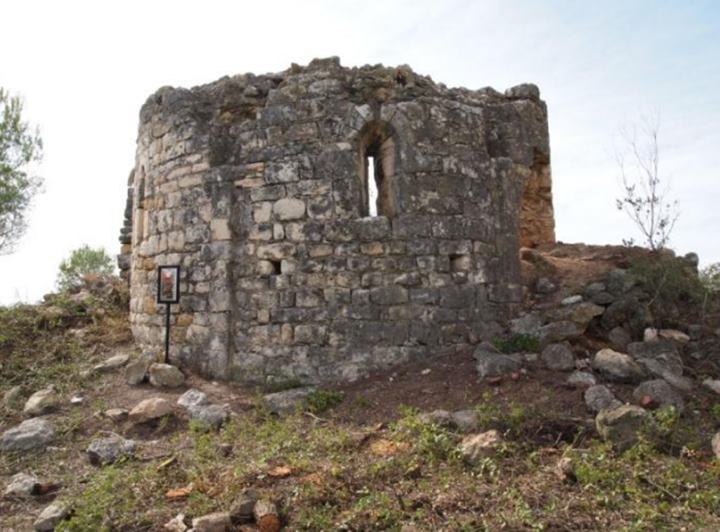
[128,397,173,424]
[148,363,185,388]
[546,302,604,332]
[86,433,136,465]
[23,387,60,416]
[592,349,646,383]
[632,379,685,413]
[0,417,55,452]
[125,354,154,385]
[541,343,575,371]
[596,404,650,451]
[537,321,580,346]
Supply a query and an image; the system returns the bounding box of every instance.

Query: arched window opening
[357,121,396,217]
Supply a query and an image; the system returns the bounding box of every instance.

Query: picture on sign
[157,265,180,304]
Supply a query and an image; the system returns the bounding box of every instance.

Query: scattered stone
[632,380,685,413]
[3,472,39,498]
[450,410,480,433]
[608,326,632,351]
[509,312,542,336]
[0,417,55,452]
[177,388,209,409]
[148,363,185,388]
[601,295,648,336]
[660,371,694,392]
[536,277,556,294]
[584,385,622,413]
[703,379,720,395]
[70,396,83,405]
[606,268,634,295]
[129,397,173,424]
[541,343,575,371]
[418,409,453,428]
[644,328,659,342]
[254,499,281,532]
[86,433,136,465]
[230,488,260,524]
[104,408,129,422]
[627,340,683,377]
[596,404,650,451]
[23,387,60,416]
[459,430,502,463]
[712,432,720,459]
[163,513,188,532]
[537,320,579,346]
[188,404,229,430]
[92,353,130,373]
[3,385,24,410]
[33,500,70,531]
[263,387,315,414]
[567,371,596,388]
[125,355,153,385]
[474,350,522,379]
[659,329,690,344]
[192,511,232,532]
[561,295,583,306]
[592,348,645,383]
[554,456,575,482]
[523,352,539,363]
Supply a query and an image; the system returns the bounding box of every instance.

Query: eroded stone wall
[122,57,554,384]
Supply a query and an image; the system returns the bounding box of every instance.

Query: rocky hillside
[2,245,720,530]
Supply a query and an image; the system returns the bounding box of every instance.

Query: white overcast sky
[1,0,718,304]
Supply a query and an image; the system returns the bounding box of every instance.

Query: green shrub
[306,389,343,414]
[57,245,114,291]
[493,333,539,354]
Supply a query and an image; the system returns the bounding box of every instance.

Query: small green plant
[492,334,539,354]
[57,245,115,291]
[306,389,343,414]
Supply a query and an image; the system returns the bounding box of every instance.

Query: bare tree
[615,113,678,250]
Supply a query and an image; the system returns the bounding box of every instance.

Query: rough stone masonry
[118,57,555,384]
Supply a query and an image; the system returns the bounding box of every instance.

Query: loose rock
[538,320,579,346]
[584,385,622,413]
[474,343,521,379]
[23,387,60,416]
[541,343,575,371]
[125,355,153,385]
[86,433,136,465]
[33,500,70,531]
[0,417,55,452]
[104,408,129,422]
[129,397,173,424]
[592,348,645,383]
[177,388,209,409]
[607,327,632,351]
[188,404,230,430]
[192,511,232,532]
[459,430,502,463]
[418,409,453,428]
[263,387,315,414]
[567,371,596,388]
[712,432,720,459]
[632,379,685,413]
[596,404,650,451]
[148,363,185,388]
[450,410,480,433]
[3,472,39,498]
[230,488,259,524]
[627,340,683,378]
[163,513,188,532]
[703,379,720,395]
[92,353,130,373]
[3,385,24,410]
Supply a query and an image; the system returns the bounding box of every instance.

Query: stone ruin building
[118,57,555,384]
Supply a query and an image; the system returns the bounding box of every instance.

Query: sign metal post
[156,265,181,364]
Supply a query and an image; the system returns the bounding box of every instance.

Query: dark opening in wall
[270,259,281,275]
[358,121,396,217]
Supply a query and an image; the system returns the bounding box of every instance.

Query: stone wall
[121,57,555,384]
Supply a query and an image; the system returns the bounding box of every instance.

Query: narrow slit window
[367,156,378,217]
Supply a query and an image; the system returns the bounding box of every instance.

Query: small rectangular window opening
[270,259,282,275]
[367,156,378,217]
